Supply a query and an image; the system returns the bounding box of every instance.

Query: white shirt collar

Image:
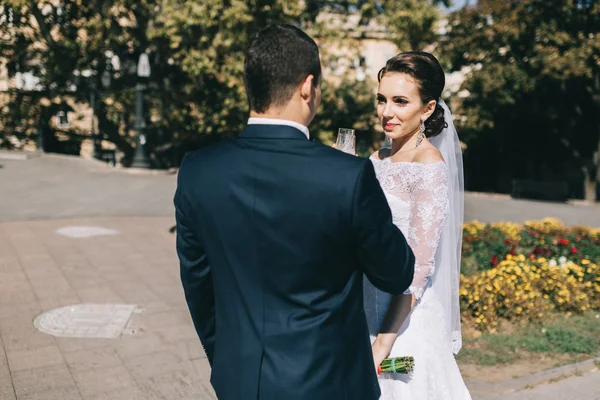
[247,118,310,139]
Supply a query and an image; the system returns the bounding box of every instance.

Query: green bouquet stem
[377,356,415,374]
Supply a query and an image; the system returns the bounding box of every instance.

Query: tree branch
[30,3,56,49]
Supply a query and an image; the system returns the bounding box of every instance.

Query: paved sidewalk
[2,217,598,400]
[2,153,600,226]
[0,217,216,400]
[0,154,176,222]
[0,152,599,399]
[472,369,600,400]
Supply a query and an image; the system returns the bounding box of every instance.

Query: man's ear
[300,74,315,102]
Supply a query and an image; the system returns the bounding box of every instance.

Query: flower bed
[462,218,600,275]
[460,219,600,330]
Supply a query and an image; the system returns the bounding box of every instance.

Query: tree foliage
[361,0,449,50]
[0,0,447,166]
[441,0,600,199]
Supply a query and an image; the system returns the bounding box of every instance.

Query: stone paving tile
[54,337,115,354]
[0,283,38,306]
[111,332,169,360]
[29,277,77,300]
[17,386,83,400]
[191,358,212,380]
[153,324,199,345]
[6,345,64,372]
[164,339,206,362]
[72,365,138,398]
[137,369,215,400]
[62,346,123,375]
[0,257,22,275]
[0,302,41,324]
[61,270,106,291]
[109,280,166,305]
[139,309,191,331]
[11,364,76,399]
[37,294,83,312]
[0,336,16,400]
[0,377,16,399]
[0,270,29,286]
[123,350,193,382]
[0,310,46,339]
[0,326,57,353]
[82,386,147,400]
[75,286,124,303]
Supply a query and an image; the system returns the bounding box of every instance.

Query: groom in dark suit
[175,24,415,400]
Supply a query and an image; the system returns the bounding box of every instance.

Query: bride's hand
[371,340,391,374]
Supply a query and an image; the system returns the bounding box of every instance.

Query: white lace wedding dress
[364,156,472,400]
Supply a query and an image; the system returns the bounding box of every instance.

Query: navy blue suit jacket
[175,124,414,399]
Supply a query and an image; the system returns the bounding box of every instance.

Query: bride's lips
[384,122,399,131]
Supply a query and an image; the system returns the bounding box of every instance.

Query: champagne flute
[381,135,392,150]
[335,128,356,155]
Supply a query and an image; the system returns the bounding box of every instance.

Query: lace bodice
[370,156,450,301]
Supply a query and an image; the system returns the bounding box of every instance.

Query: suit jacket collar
[239,124,310,140]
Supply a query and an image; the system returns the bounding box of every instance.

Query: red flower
[559,238,570,246]
[466,236,473,242]
[504,239,511,246]
[570,246,578,254]
[491,255,499,266]
[510,248,516,256]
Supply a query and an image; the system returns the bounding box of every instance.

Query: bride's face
[376,73,426,141]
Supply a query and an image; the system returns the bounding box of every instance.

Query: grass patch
[457,346,520,366]
[544,326,596,354]
[457,312,600,366]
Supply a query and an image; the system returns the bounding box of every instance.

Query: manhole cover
[33,303,140,338]
[55,226,120,238]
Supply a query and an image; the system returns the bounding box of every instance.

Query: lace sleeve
[405,163,449,301]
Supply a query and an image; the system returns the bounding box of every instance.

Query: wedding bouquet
[377,356,414,374]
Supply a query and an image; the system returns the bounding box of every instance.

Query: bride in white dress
[363,52,472,399]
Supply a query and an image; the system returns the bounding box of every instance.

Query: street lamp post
[131,53,151,168]
[91,80,98,159]
[92,70,112,160]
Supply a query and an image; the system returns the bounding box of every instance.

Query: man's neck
[249,110,308,127]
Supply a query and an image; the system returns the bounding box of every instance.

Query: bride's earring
[416,120,425,148]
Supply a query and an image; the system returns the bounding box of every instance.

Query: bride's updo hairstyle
[377,51,447,138]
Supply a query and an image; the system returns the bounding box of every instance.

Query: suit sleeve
[352,160,415,295]
[174,159,215,364]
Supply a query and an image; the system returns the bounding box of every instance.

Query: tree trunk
[583,136,600,202]
[584,70,600,202]
[583,168,596,202]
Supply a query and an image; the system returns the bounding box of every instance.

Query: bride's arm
[372,159,450,365]
[372,294,416,366]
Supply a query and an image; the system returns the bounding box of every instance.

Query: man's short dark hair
[244,24,321,113]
